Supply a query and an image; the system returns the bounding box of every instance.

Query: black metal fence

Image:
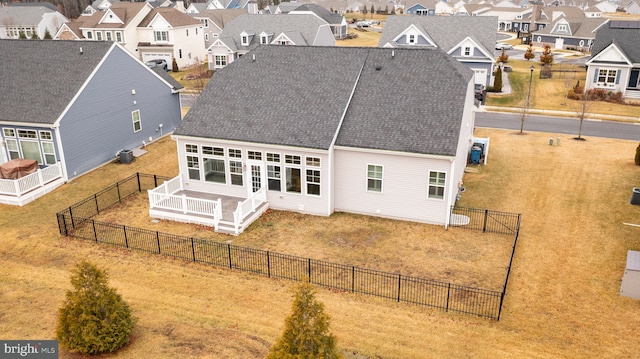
[450,206,521,235]
[56,173,520,320]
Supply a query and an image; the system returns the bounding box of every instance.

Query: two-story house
[0,2,68,39]
[206,14,335,70]
[378,15,498,87]
[55,2,204,69]
[531,15,607,51]
[186,8,247,50]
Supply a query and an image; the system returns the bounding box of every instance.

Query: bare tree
[186,57,212,94]
[574,90,594,140]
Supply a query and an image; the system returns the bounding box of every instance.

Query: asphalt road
[475,111,640,141]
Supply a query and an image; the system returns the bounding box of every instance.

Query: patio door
[246,160,265,196]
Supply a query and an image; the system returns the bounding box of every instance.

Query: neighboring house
[0,40,183,205]
[406,0,439,15]
[289,4,348,40]
[378,15,498,86]
[207,14,335,69]
[0,2,68,39]
[531,16,607,51]
[187,9,247,49]
[476,7,534,32]
[136,7,205,67]
[149,46,476,235]
[585,20,640,100]
[55,2,205,69]
[625,0,640,14]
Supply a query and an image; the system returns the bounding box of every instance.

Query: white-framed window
[179,49,183,58]
[306,169,320,196]
[597,69,618,86]
[229,148,241,158]
[408,34,415,44]
[186,144,198,154]
[154,30,168,42]
[267,152,281,191]
[3,128,15,138]
[203,158,225,183]
[428,171,446,199]
[229,160,243,185]
[280,40,287,45]
[579,40,584,47]
[106,31,112,41]
[205,34,209,41]
[248,151,262,160]
[536,36,542,42]
[557,24,567,32]
[96,31,102,41]
[42,142,56,165]
[187,156,200,180]
[203,19,209,28]
[115,31,122,43]
[367,164,382,192]
[39,131,52,140]
[306,156,320,167]
[18,130,37,139]
[132,110,141,132]
[261,35,268,44]
[6,139,19,160]
[86,31,93,39]
[214,55,226,67]
[464,47,471,56]
[285,154,301,193]
[203,146,224,156]
[241,35,249,45]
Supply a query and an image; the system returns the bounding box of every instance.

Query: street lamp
[520,65,535,134]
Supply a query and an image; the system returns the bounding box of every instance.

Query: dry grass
[93,192,511,289]
[487,60,640,117]
[4,129,640,358]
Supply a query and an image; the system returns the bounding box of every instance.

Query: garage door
[473,69,487,86]
[142,52,172,64]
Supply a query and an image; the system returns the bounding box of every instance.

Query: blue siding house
[0,40,183,196]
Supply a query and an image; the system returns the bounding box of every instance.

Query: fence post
[228,244,232,269]
[483,209,489,233]
[397,274,401,302]
[156,231,161,254]
[446,283,451,312]
[267,251,271,278]
[308,258,311,283]
[191,238,196,262]
[154,174,158,188]
[116,182,121,203]
[123,226,129,248]
[94,194,99,214]
[69,207,75,229]
[137,173,141,192]
[352,266,355,293]
[92,220,98,242]
[58,214,67,236]
[497,291,505,321]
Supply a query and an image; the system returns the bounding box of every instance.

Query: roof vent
[252,54,256,62]
[375,66,382,71]
[392,50,395,58]
[79,46,83,55]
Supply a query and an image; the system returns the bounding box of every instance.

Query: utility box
[631,188,640,205]
[621,250,640,299]
[119,150,133,164]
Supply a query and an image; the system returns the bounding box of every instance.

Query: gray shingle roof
[0,40,113,125]
[217,14,328,51]
[533,16,607,38]
[591,20,640,63]
[378,15,498,56]
[0,4,59,26]
[175,46,472,156]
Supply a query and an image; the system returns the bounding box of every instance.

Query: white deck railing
[0,162,63,196]
[148,176,222,230]
[233,187,267,234]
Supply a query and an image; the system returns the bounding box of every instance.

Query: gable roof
[190,8,247,29]
[289,3,344,25]
[72,2,151,32]
[532,16,607,37]
[138,7,202,28]
[590,20,640,63]
[216,14,329,51]
[0,40,113,125]
[378,15,498,55]
[175,46,472,157]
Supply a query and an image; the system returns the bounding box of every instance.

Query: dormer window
[261,35,268,44]
[464,47,472,56]
[408,34,415,44]
[242,35,248,45]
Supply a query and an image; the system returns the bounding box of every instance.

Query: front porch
[148,176,269,235]
[0,162,65,206]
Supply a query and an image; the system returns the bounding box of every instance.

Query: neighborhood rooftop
[175,45,472,157]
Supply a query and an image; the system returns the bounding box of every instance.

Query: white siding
[333,148,453,225]
[175,138,331,215]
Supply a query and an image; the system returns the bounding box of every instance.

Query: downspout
[326,50,369,216]
[445,158,455,230]
[53,125,69,181]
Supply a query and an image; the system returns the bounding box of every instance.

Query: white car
[356,20,371,27]
[495,42,513,50]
